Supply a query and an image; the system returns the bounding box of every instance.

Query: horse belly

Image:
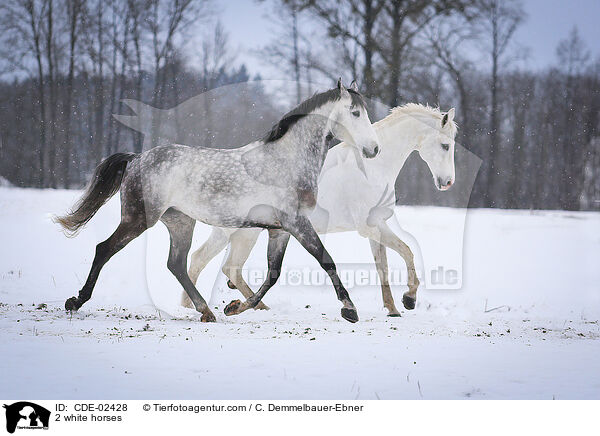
[172,183,291,229]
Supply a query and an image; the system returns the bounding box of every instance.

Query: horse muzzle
[362,143,380,159]
[437,177,454,191]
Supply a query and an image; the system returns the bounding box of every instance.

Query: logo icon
[3,402,50,434]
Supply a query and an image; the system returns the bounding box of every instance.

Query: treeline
[0,0,275,189]
[259,0,600,210]
[0,0,599,211]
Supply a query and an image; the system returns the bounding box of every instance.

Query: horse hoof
[200,311,216,323]
[402,294,416,310]
[224,299,242,316]
[226,280,237,289]
[387,311,402,317]
[65,297,80,312]
[341,307,359,323]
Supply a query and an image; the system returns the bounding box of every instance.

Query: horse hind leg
[182,228,268,311]
[181,228,229,308]
[224,229,289,316]
[364,223,419,311]
[223,229,269,310]
[65,212,150,311]
[161,209,215,322]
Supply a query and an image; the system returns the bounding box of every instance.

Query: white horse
[182,104,457,316]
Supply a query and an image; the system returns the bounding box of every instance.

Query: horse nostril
[363,145,378,159]
[446,180,452,187]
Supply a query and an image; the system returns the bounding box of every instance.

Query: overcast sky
[218,0,600,79]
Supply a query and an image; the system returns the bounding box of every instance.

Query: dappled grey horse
[55,80,379,323]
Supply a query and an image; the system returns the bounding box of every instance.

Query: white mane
[376,103,458,135]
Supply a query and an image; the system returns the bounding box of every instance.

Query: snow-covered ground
[0,187,599,399]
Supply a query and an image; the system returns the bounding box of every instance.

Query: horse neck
[362,115,425,187]
[277,104,333,185]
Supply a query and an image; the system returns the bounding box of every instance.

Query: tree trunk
[107,5,119,156]
[292,4,301,103]
[131,8,144,153]
[46,0,57,188]
[362,0,376,97]
[114,11,131,153]
[62,0,82,188]
[487,14,499,207]
[27,0,47,188]
[388,0,402,107]
[92,1,106,166]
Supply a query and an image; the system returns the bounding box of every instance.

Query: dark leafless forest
[0,0,598,210]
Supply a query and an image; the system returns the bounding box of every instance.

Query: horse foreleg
[285,214,358,323]
[222,229,269,310]
[368,239,401,316]
[224,229,289,316]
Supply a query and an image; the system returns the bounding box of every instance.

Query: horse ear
[447,108,455,122]
[442,108,455,127]
[350,80,359,92]
[337,77,349,98]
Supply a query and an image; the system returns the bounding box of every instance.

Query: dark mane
[262,87,366,143]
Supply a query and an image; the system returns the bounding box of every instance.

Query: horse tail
[54,152,138,237]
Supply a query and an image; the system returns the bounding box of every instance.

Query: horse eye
[441,143,450,151]
[352,110,360,117]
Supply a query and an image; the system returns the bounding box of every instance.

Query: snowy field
[0,187,599,399]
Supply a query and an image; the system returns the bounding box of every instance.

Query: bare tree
[0,0,51,187]
[473,0,524,206]
[504,70,534,208]
[581,136,600,210]
[198,21,234,146]
[424,20,475,139]
[145,0,213,147]
[126,0,146,153]
[301,0,386,97]
[259,0,308,103]
[80,0,108,167]
[44,0,60,187]
[380,0,466,107]
[61,0,84,187]
[555,27,591,210]
[106,0,123,156]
